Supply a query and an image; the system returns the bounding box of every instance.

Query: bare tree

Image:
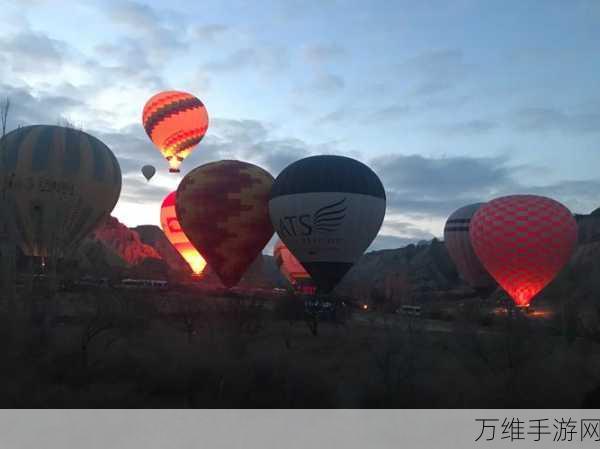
[56,117,83,130]
[274,292,304,349]
[0,97,16,306]
[1,97,9,137]
[167,294,206,344]
[77,292,144,376]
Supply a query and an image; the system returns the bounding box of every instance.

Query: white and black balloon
[269,155,386,293]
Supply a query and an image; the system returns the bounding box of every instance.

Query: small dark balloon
[141,164,156,181]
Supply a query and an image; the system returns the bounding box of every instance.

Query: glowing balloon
[0,125,122,258]
[176,160,274,288]
[142,91,208,173]
[160,191,206,275]
[269,155,386,293]
[141,164,156,181]
[470,195,577,307]
[273,239,315,293]
[444,203,496,295]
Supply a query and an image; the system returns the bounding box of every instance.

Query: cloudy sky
[1,0,599,251]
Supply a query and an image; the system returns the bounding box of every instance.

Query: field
[1,286,599,408]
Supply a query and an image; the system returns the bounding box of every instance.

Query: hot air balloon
[141,164,156,181]
[470,194,577,308]
[175,160,274,288]
[160,191,206,276]
[444,203,496,296]
[269,155,386,293]
[142,91,209,173]
[0,125,122,259]
[273,239,316,294]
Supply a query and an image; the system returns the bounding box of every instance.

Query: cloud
[292,72,345,98]
[368,104,412,123]
[0,84,85,129]
[193,24,230,42]
[119,175,171,204]
[210,118,269,143]
[316,106,364,125]
[104,0,186,61]
[201,47,289,75]
[306,73,345,93]
[369,151,600,224]
[313,73,345,91]
[511,107,600,133]
[192,119,310,175]
[525,179,600,214]
[0,23,169,132]
[398,49,470,97]
[247,138,311,175]
[0,30,66,74]
[435,119,497,136]
[90,117,315,212]
[303,44,345,64]
[382,220,435,237]
[411,80,456,97]
[318,108,352,124]
[368,234,432,252]
[371,153,517,217]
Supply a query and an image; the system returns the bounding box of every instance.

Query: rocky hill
[134,225,192,274]
[575,208,600,244]
[30,208,600,299]
[335,209,600,305]
[92,216,160,265]
[83,216,285,286]
[335,239,461,305]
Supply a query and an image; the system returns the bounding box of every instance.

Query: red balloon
[470,195,577,307]
[273,239,316,294]
[176,160,274,288]
[160,191,207,275]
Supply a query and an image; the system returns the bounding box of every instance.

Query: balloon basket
[169,168,180,173]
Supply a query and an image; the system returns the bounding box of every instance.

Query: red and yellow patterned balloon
[160,191,206,275]
[176,160,274,288]
[142,91,209,173]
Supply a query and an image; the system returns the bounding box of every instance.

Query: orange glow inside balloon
[273,239,312,285]
[160,191,207,275]
[143,91,209,172]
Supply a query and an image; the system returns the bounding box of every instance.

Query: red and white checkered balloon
[469,195,577,307]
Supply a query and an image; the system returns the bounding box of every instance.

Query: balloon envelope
[160,191,206,275]
[141,164,156,181]
[269,155,386,293]
[444,203,496,295]
[470,194,577,307]
[142,91,208,173]
[273,239,315,293]
[176,160,274,288]
[0,125,122,257]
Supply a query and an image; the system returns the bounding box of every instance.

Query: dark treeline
[2,280,600,408]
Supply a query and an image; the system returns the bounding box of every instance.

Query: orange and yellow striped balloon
[142,91,209,173]
[176,160,274,288]
[160,191,206,275]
